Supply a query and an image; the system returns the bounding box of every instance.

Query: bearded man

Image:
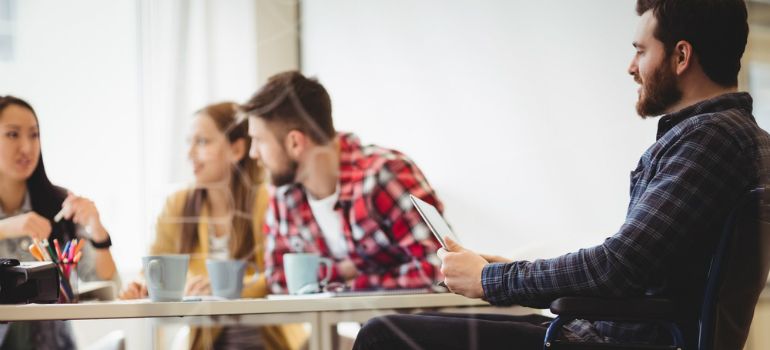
[242,71,445,294]
[353,0,770,349]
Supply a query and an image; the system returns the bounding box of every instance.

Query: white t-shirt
[307,185,348,259]
[208,223,231,260]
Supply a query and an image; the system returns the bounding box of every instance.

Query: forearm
[0,220,8,240]
[480,244,643,308]
[88,223,116,280]
[93,248,117,280]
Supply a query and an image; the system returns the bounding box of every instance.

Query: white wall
[0,0,144,268]
[0,0,267,280]
[300,0,660,259]
[1,1,265,348]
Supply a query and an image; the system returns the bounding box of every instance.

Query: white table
[0,293,526,350]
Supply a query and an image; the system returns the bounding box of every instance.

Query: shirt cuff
[482,263,512,305]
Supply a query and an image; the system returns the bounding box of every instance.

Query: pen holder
[57,262,78,303]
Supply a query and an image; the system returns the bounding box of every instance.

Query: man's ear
[229,138,247,163]
[284,130,307,159]
[673,40,694,76]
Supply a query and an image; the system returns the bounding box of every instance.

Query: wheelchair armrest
[550,296,681,322]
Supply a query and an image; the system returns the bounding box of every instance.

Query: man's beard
[269,159,299,187]
[636,57,682,118]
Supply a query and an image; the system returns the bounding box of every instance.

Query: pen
[53,208,65,222]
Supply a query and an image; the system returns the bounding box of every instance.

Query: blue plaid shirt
[481,92,770,345]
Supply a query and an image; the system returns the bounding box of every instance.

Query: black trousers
[352,312,553,350]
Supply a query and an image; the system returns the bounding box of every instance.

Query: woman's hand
[0,212,52,240]
[60,193,108,241]
[119,280,148,300]
[185,275,211,296]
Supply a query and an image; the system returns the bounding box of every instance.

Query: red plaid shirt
[264,133,444,293]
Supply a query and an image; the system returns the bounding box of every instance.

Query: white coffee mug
[142,255,189,302]
[206,259,261,299]
[283,253,333,295]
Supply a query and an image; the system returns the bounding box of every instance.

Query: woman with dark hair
[119,102,307,350]
[0,96,117,349]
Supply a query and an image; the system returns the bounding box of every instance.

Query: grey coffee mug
[283,253,333,295]
[206,259,248,299]
[142,255,189,302]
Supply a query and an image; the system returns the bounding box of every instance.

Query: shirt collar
[656,92,754,139]
[337,132,361,204]
[283,132,360,206]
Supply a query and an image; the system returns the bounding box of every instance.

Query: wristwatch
[90,234,112,249]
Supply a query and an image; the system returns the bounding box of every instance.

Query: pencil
[68,239,76,260]
[62,241,71,261]
[45,242,58,264]
[53,239,62,260]
[28,244,43,261]
[36,239,51,261]
[73,239,85,257]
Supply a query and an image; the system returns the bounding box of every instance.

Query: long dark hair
[0,96,76,242]
[179,102,262,260]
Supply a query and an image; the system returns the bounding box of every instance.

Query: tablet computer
[409,194,460,249]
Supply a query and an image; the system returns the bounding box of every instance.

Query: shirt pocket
[629,160,647,199]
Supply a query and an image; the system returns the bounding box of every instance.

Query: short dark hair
[636,0,748,87]
[241,71,335,144]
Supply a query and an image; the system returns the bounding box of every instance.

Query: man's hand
[437,237,487,299]
[337,258,359,282]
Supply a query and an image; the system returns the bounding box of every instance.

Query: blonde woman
[120,102,306,350]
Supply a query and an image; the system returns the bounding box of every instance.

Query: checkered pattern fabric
[482,93,770,345]
[264,133,444,293]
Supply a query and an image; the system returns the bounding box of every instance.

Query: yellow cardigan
[151,185,307,350]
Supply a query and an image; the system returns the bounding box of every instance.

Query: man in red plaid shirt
[241,71,444,293]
